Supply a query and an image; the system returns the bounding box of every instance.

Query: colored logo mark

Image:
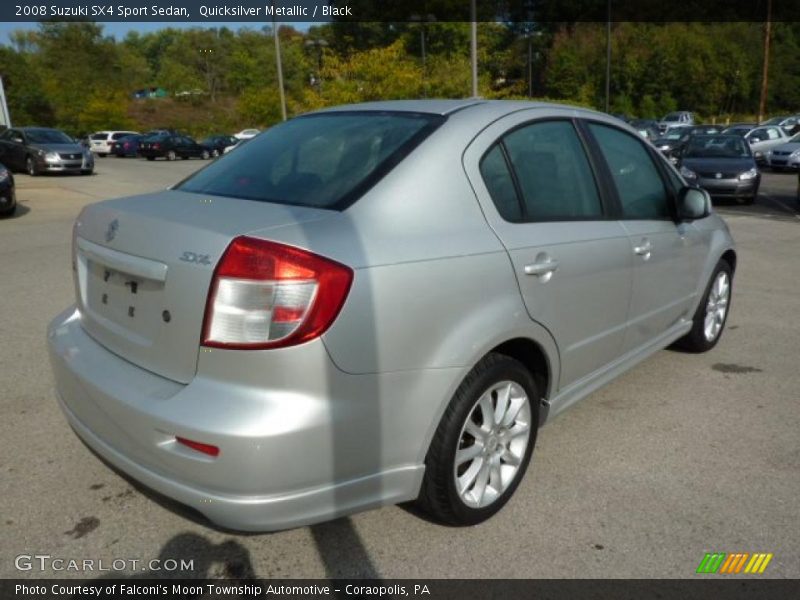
[696,552,773,574]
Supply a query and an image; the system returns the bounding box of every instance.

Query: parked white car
[89,131,139,156]
[233,128,260,140]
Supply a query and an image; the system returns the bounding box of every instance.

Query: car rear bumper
[47,306,448,531]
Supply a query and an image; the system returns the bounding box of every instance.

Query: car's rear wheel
[0,199,16,217]
[674,260,732,353]
[167,150,177,161]
[26,157,37,177]
[416,353,538,525]
[146,156,155,161]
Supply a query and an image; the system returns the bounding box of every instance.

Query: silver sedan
[48,100,736,531]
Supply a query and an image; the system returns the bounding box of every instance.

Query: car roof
[19,126,62,132]
[314,98,616,123]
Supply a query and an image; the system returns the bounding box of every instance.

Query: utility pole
[605,0,611,113]
[470,0,478,97]
[757,0,772,124]
[272,10,287,121]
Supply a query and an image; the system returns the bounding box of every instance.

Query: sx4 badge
[179,251,212,266]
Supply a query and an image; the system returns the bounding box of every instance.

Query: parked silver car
[48,100,736,531]
[766,132,800,171]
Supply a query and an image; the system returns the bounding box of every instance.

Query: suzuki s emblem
[715,173,723,179]
[105,219,119,242]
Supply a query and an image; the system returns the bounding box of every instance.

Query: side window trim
[574,118,623,219]
[479,117,612,223]
[581,119,677,222]
[497,140,528,221]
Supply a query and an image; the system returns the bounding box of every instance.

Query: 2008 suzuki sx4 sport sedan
[48,101,736,531]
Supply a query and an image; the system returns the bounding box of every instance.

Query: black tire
[81,169,93,176]
[737,195,756,205]
[146,156,155,161]
[26,157,37,176]
[0,203,16,218]
[673,259,733,353]
[416,353,539,526]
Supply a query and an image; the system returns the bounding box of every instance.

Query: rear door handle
[524,258,559,278]
[633,239,652,260]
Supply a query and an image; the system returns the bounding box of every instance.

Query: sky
[0,21,312,45]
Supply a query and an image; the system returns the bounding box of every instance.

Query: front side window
[178,112,443,210]
[588,123,671,220]
[500,120,603,221]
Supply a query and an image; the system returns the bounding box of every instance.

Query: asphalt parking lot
[1,157,798,579]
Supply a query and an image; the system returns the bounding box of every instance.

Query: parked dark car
[629,119,661,141]
[678,134,760,204]
[0,162,15,217]
[110,134,144,157]
[687,125,725,136]
[722,124,756,137]
[200,135,239,157]
[138,135,212,161]
[652,125,694,162]
[0,127,94,176]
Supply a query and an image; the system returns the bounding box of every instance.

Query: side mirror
[678,186,711,221]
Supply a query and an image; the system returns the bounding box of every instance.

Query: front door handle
[524,257,559,282]
[633,239,652,260]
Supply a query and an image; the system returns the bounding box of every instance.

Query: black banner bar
[2,579,799,600]
[1,0,796,23]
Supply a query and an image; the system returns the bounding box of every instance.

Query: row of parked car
[610,111,800,205]
[617,112,800,171]
[0,125,261,217]
[86,128,260,161]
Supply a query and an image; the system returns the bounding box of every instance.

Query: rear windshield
[90,133,108,140]
[176,112,444,210]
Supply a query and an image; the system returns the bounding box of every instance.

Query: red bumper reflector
[176,436,219,457]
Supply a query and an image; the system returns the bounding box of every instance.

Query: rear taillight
[201,236,353,350]
[153,143,160,149]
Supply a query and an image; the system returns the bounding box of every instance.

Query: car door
[585,121,709,354]
[463,112,634,390]
[0,129,25,170]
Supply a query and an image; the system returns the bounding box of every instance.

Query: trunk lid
[73,190,334,383]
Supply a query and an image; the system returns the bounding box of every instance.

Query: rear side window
[501,120,603,221]
[588,123,671,220]
[479,145,522,222]
[177,112,444,210]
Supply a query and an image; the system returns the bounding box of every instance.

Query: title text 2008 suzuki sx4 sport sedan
[48,101,736,531]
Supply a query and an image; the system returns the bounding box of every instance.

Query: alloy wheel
[453,380,532,509]
[704,271,730,342]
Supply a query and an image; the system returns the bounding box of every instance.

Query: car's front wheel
[26,157,37,176]
[416,353,538,525]
[201,150,210,160]
[674,259,733,353]
[167,150,177,161]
